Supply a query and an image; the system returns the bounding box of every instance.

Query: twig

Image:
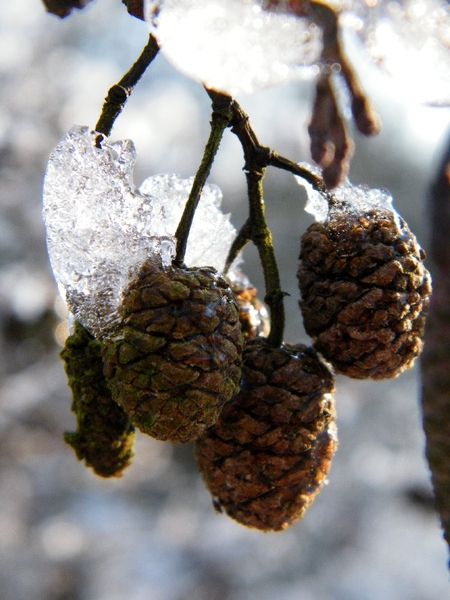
[268,153,327,193]
[224,218,252,274]
[226,97,286,347]
[95,34,160,139]
[202,91,332,346]
[42,0,92,18]
[174,91,233,266]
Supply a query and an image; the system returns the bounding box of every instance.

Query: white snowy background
[0,1,450,599]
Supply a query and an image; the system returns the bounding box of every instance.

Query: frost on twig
[42,126,236,339]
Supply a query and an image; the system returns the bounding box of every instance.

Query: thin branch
[227,98,286,347]
[95,34,160,138]
[309,0,381,137]
[42,0,92,18]
[174,91,233,266]
[268,152,328,193]
[224,218,252,275]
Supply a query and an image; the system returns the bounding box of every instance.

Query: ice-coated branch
[174,91,233,266]
[95,34,160,138]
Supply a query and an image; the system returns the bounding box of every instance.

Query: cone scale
[195,338,337,531]
[102,259,244,443]
[298,204,432,379]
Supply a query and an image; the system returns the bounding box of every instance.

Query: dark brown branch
[42,0,93,18]
[174,92,233,266]
[224,218,253,275]
[421,132,450,566]
[309,0,381,137]
[95,34,160,138]
[268,153,327,193]
[121,0,145,20]
[224,97,286,347]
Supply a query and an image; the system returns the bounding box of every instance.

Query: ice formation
[295,162,398,223]
[343,0,450,105]
[43,125,236,338]
[146,0,322,95]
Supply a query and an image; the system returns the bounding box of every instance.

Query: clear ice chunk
[139,173,235,273]
[146,0,322,96]
[343,0,450,105]
[43,126,237,338]
[295,162,400,224]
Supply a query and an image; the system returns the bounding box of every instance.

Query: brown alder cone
[102,259,244,443]
[195,339,337,531]
[298,203,432,379]
[227,270,270,340]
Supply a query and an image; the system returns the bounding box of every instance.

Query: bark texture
[421,134,450,561]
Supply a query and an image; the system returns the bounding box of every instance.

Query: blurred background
[1,1,450,599]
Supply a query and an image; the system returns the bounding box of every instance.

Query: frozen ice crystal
[139,174,236,271]
[343,0,450,105]
[43,126,237,338]
[146,0,322,95]
[295,162,399,223]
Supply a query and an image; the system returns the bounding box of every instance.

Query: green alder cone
[298,206,432,379]
[61,320,135,477]
[102,260,245,444]
[195,338,337,531]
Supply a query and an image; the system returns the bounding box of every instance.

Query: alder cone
[102,260,244,443]
[297,205,432,379]
[61,321,135,478]
[195,339,337,531]
[227,270,270,340]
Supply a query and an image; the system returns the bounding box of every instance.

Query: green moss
[61,321,135,478]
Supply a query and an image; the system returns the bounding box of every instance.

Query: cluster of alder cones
[62,199,431,531]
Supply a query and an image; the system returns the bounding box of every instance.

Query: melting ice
[294,162,398,223]
[43,125,236,338]
[146,0,322,95]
